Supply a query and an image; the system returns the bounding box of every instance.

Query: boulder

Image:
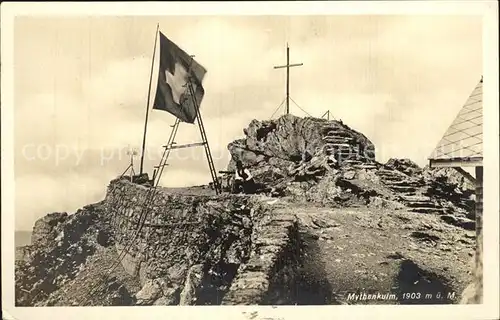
[385,158,422,175]
[31,212,68,248]
[179,264,204,305]
[423,167,475,191]
[135,279,162,305]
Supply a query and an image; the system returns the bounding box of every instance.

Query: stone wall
[104,178,299,305]
[222,209,299,305]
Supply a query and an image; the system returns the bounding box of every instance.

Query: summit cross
[273,43,303,114]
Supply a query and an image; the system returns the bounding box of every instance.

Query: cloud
[15,173,107,230]
[173,17,284,94]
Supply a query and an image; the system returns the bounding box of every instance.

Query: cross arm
[274,63,303,69]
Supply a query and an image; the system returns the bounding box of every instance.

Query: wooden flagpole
[139,23,160,175]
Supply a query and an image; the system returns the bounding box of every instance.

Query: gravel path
[278,203,475,305]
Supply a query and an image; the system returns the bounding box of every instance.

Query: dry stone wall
[222,210,299,305]
[105,179,255,284]
[104,178,300,305]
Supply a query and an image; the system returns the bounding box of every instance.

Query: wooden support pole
[475,166,483,247]
[474,165,483,302]
[139,23,160,175]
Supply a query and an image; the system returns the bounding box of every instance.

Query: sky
[13,15,482,231]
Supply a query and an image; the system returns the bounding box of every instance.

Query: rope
[269,97,286,120]
[320,110,336,121]
[289,96,313,118]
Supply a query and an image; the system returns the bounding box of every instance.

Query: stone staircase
[321,128,366,165]
[376,169,446,214]
[352,162,379,170]
[399,195,447,214]
[342,159,364,167]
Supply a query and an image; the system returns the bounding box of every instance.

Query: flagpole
[139,23,160,176]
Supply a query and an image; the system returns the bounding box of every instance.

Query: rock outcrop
[15,203,113,306]
[31,212,68,248]
[224,115,375,192]
[222,116,475,232]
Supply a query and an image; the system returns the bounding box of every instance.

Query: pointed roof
[429,77,483,167]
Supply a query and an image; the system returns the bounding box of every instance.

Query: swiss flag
[152,32,206,124]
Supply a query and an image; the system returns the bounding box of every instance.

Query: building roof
[429,77,483,168]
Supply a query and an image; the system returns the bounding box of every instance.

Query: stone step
[336,151,360,156]
[325,130,353,138]
[440,215,475,231]
[336,156,360,162]
[322,139,336,146]
[323,150,356,158]
[330,152,359,159]
[378,175,407,181]
[336,159,359,164]
[323,132,352,138]
[400,195,431,202]
[326,143,355,149]
[323,139,353,146]
[323,135,353,142]
[405,201,439,208]
[377,169,407,176]
[409,207,446,214]
[387,180,422,187]
[380,176,405,182]
[323,147,357,154]
[353,164,378,170]
[340,160,363,167]
[378,168,397,173]
[335,153,360,158]
[342,159,363,164]
[388,185,417,193]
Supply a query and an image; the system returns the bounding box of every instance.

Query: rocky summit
[15,114,479,306]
